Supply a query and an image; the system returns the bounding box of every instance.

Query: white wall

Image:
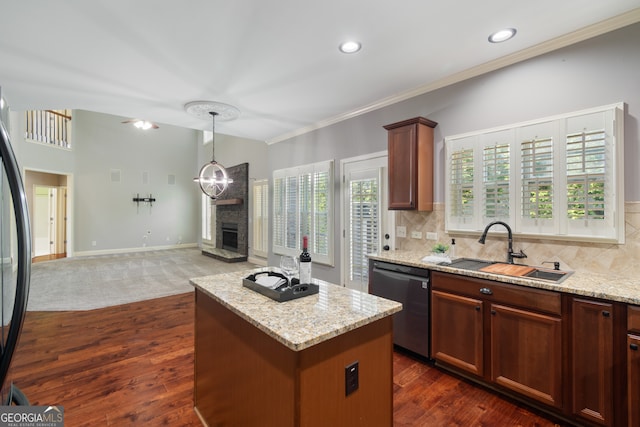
[267,22,640,284]
[13,110,202,254]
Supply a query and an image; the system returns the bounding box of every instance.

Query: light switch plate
[396,226,406,238]
[411,231,423,239]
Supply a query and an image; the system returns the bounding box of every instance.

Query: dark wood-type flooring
[11,293,562,426]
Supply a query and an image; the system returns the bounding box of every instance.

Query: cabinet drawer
[432,271,561,316]
[629,305,640,333]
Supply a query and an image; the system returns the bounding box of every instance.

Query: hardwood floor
[11,293,561,426]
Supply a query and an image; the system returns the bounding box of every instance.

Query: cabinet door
[387,124,417,209]
[629,334,640,427]
[490,304,562,408]
[572,298,614,426]
[431,290,483,376]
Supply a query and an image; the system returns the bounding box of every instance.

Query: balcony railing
[25,109,72,148]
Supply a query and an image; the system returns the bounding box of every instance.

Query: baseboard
[247,255,268,266]
[73,243,198,257]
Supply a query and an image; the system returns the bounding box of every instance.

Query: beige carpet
[27,248,257,311]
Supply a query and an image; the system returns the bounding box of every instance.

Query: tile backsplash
[394,202,640,277]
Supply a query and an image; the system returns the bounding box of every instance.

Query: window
[252,179,269,258]
[201,194,214,243]
[445,103,624,243]
[25,109,72,148]
[273,160,334,265]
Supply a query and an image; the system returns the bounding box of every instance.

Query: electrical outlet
[396,226,406,238]
[426,232,438,240]
[411,231,423,239]
[345,361,359,396]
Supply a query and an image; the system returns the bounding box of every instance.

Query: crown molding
[267,8,640,145]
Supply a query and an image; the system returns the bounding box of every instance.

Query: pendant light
[186,101,239,199]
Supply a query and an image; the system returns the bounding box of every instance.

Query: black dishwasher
[370,261,430,359]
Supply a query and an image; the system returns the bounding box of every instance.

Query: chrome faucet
[478,221,527,264]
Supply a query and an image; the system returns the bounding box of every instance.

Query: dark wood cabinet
[628,334,640,427]
[384,117,437,211]
[431,271,563,410]
[431,289,483,376]
[571,298,614,426]
[490,303,562,408]
[628,305,640,427]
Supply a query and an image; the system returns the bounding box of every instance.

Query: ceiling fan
[121,119,159,130]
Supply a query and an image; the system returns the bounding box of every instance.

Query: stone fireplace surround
[202,162,249,262]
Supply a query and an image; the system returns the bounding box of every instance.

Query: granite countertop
[190,267,402,351]
[369,250,640,306]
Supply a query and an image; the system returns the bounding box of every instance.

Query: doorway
[341,152,394,292]
[25,170,69,262]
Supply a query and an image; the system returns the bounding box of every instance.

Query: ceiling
[1,1,639,143]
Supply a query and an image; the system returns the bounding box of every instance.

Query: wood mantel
[213,198,243,205]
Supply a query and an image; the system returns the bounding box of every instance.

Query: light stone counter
[369,250,640,306]
[190,267,402,351]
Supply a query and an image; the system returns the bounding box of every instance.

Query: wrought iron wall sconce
[133,194,156,207]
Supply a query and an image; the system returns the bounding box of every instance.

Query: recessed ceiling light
[339,41,361,54]
[488,28,517,43]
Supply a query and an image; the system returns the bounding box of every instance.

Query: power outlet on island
[345,361,359,396]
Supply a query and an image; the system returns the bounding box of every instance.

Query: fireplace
[221,222,239,252]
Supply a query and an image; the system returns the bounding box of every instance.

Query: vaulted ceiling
[1,1,638,143]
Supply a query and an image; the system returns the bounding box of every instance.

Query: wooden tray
[479,263,535,277]
[243,271,319,302]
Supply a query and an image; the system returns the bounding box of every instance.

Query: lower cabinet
[571,298,614,426]
[431,290,483,376]
[628,334,640,427]
[431,271,632,426]
[490,303,563,408]
[431,272,563,410]
[628,305,640,427]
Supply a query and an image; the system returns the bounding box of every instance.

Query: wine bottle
[299,236,312,284]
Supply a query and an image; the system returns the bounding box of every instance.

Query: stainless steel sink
[441,257,496,271]
[523,268,571,283]
[442,258,572,283]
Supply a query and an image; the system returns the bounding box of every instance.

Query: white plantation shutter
[445,103,624,243]
[445,136,477,231]
[252,180,268,258]
[563,109,619,240]
[515,121,557,235]
[349,174,379,284]
[313,169,330,257]
[481,129,512,225]
[273,160,334,264]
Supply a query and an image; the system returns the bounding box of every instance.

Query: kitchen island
[190,268,402,427]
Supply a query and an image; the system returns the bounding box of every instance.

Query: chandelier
[186,101,239,199]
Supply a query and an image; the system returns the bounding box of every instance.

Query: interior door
[33,186,55,256]
[342,154,393,292]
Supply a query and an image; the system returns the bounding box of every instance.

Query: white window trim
[272,159,334,265]
[445,102,625,244]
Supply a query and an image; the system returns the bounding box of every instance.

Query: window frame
[445,102,624,243]
[272,159,334,265]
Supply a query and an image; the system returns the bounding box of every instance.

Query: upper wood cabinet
[384,117,437,211]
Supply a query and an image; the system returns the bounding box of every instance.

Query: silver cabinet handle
[479,287,493,295]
